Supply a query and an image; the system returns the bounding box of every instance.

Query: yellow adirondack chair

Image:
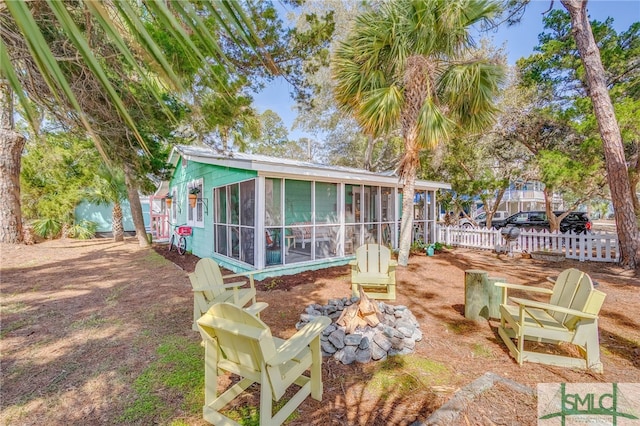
[189,258,267,331]
[350,244,397,300]
[196,303,331,426]
[495,268,606,373]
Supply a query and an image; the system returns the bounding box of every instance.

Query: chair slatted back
[193,258,226,298]
[549,268,598,328]
[356,244,390,274]
[198,303,277,379]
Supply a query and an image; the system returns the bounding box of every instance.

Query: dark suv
[497,211,591,234]
[556,211,592,234]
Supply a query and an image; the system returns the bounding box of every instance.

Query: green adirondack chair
[196,302,331,426]
[189,258,267,331]
[350,244,397,300]
[495,268,606,373]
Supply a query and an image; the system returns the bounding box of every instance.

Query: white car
[459,211,509,228]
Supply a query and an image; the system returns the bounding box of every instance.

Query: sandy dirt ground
[1,238,638,425]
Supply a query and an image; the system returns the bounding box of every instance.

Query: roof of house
[157,144,451,195]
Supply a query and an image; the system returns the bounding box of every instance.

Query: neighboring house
[75,198,150,237]
[500,181,564,214]
[155,145,450,279]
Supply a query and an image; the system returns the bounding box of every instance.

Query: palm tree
[0,0,267,244]
[332,0,504,265]
[86,166,128,242]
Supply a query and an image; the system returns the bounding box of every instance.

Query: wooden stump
[464,270,502,321]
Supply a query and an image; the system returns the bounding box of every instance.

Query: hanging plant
[188,187,200,208]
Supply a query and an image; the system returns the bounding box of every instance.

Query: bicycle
[168,224,192,255]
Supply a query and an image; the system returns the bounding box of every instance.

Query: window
[213,180,256,266]
[170,189,177,223]
[187,179,204,227]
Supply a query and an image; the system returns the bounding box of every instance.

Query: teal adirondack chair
[197,303,331,426]
[495,268,606,372]
[189,258,267,331]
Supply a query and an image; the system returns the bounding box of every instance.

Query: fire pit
[295,286,422,364]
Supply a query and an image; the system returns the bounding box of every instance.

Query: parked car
[477,211,510,229]
[556,211,592,234]
[494,210,592,234]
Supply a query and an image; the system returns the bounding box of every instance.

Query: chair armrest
[388,260,398,270]
[509,297,599,319]
[348,260,357,266]
[494,282,554,294]
[267,316,331,367]
[223,271,258,290]
[220,280,250,290]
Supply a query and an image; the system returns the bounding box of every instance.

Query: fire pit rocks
[295,292,422,365]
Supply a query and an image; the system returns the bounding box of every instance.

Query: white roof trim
[165,145,451,190]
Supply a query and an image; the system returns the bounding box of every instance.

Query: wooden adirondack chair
[350,244,397,300]
[189,258,267,331]
[196,303,331,426]
[495,268,606,373]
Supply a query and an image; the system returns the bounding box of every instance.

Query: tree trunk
[123,164,150,248]
[363,135,374,171]
[561,0,640,269]
[484,188,506,229]
[398,165,417,266]
[0,82,26,244]
[112,202,124,242]
[543,188,561,232]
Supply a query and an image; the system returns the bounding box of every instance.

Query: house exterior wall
[168,157,257,263]
[163,152,445,280]
[75,199,150,234]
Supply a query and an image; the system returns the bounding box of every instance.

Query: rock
[321,341,337,354]
[381,325,396,338]
[344,333,362,346]
[299,300,421,364]
[305,305,320,315]
[322,324,337,336]
[373,333,392,352]
[390,337,404,350]
[358,336,370,350]
[371,342,388,361]
[397,326,414,338]
[403,337,416,350]
[335,346,356,365]
[412,328,423,342]
[300,313,320,322]
[328,329,346,349]
[355,348,372,363]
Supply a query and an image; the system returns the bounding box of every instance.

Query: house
[75,198,150,237]
[155,145,450,279]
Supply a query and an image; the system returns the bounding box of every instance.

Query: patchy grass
[223,397,298,425]
[120,336,204,423]
[471,343,494,358]
[366,354,449,399]
[70,313,107,329]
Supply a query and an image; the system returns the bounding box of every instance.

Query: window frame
[187,178,204,228]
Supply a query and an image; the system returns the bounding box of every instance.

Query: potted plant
[165,193,173,208]
[188,187,200,208]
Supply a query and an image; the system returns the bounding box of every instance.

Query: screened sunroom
[156,145,450,279]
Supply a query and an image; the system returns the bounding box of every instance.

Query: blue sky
[252,0,640,141]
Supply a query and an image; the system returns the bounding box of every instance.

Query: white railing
[435,225,619,263]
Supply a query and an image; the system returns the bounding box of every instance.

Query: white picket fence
[435,225,619,263]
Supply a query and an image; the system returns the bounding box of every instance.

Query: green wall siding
[168,158,257,259]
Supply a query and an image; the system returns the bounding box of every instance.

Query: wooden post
[464,270,502,321]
